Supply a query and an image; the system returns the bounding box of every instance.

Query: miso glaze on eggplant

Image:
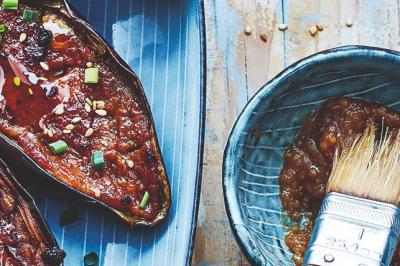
[0,159,65,265]
[0,1,170,225]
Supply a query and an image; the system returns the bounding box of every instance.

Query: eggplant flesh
[0,1,170,225]
[0,159,65,265]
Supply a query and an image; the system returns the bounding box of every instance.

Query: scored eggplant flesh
[0,159,65,265]
[0,2,170,225]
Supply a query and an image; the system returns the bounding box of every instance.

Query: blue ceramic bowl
[223,46,400,265]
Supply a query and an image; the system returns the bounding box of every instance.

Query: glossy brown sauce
[279,97,400,265]
[0,4,167,222]
[1,58,59,130]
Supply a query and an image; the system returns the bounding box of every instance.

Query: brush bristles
[327,125,400,205]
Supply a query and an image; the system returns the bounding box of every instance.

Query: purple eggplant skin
[3,0,171,226]
[0,158,66,265]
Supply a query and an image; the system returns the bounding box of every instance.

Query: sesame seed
[85,98,92,106]
[260,32,268,42]
[65,124,75,130]
[48,129,54,138]
[71,117,82,123]
[86,62,93,68]
[13,77,20,86]
[96,101,105,109]
[126,160,134,168]
[95,109,107,116]
[85,128,94,137]
[93,188,101,198]
[309,25,318,36]
[244,25,252,35]
[84,103,91,113]
[54,108,64,115]
[92,100,97,110]
[346,18,353,27]
[63,129,72,134]
[27,73,38,85]
[40,62,49,71]
[278,23,288,31]
[316,24,324,31]
[28,88,33,95]
[43,128,48,135]
[19,33,27,42]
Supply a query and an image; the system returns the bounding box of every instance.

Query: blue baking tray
[31,0,205,265]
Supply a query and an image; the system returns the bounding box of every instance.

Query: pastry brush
[303,126,400,266]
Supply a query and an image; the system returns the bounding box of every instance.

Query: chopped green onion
[22,9,40,22]
[84,67,99,84]
[0,24,7,45]
[49,140,68,155]
[0,24,7,33]
[2,0,18,10]
[91,151,105,169]
[139,191,150,209]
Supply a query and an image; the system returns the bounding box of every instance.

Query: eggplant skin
[0,159,65,265]
[0,1,170,225]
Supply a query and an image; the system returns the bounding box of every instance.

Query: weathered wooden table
[193,0,399,265]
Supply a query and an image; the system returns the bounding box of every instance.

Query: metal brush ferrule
[303,192,400,266]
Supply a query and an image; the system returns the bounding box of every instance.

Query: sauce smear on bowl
[279,97,400,265]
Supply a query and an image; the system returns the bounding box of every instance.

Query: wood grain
[194,0,400,265]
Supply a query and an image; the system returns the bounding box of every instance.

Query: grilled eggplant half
[0,0,170,225]
[0,159,65,265]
